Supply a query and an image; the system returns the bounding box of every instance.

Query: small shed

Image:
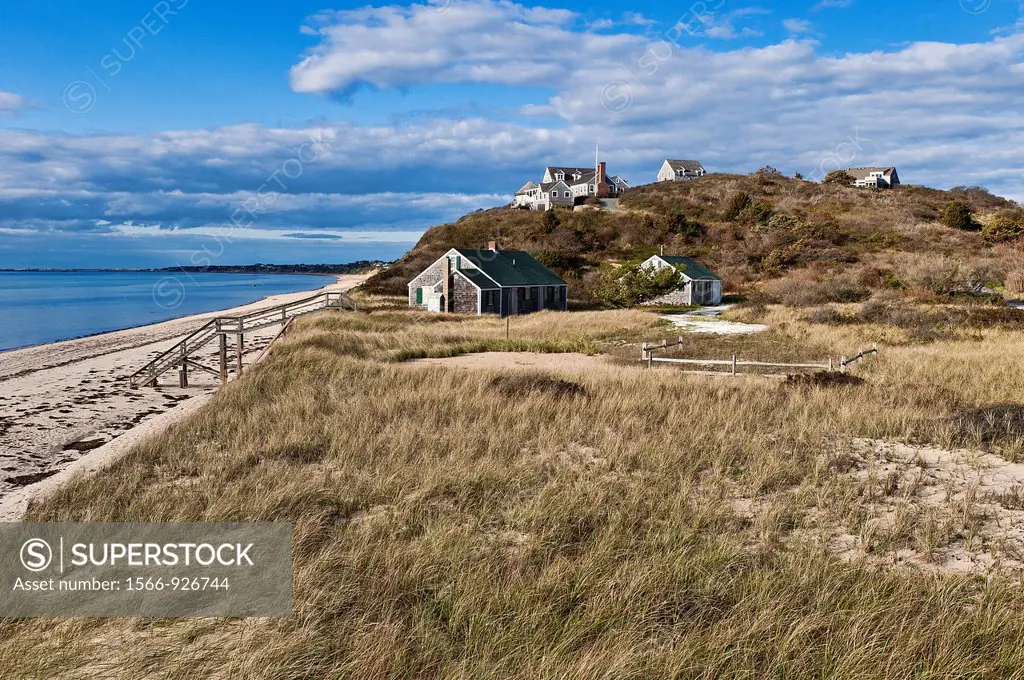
[641,255,723,306]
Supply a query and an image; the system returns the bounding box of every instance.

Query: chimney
[596,160,610,198]
[487,240,497,251]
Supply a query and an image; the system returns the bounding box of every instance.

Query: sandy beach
[0,273,367,501]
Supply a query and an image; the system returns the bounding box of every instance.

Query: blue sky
[0,0,1022,268]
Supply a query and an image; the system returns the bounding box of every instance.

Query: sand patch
[740,438,1024,577]
[661,306,768,335]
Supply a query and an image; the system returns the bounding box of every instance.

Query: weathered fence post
[828,356,834,372]
[178,344,189,388]
[236,333,244,376]
[731,354,737,376]
[840,356,847,373]
[219,331,228,384]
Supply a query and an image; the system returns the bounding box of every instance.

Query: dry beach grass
[5,301,1024,677]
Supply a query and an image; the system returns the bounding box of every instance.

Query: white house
[657,159,707,182]
[640,254,722,306]
[514,162,629,210]
[846,167,900,188]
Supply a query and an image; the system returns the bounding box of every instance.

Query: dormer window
[555,172,564,181]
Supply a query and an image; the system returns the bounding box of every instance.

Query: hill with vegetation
[365,172,1023,305]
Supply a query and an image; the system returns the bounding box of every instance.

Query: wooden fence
[640,337,878,376]
[128,291,356,388]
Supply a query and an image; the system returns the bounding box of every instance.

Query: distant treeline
[2,261,390,275]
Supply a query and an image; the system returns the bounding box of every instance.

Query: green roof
[457,249,566,287]
[456,268,500,290]
[659,255,721,281]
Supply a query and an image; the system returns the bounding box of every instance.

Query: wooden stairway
[128,291,356,388]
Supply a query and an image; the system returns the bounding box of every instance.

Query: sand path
[0,274,367,498]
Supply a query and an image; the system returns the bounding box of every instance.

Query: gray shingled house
[640,254,723,305]
[408,242,568,316]
[513,163,630,210]
[657,159,707,182]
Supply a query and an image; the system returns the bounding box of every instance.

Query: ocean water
[0,271,337,351]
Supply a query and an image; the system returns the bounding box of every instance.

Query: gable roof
[540,180,570,193]
[665,160,704,172]
[658,255,721,281]
[458,249,566,287]
[845,167,897,181]
[515,181,538,195]
[546,166,590,178]
[456,268,500,290]
[567,170,597,186]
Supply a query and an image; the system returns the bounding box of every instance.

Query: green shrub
[941,200,975,231]
[660,210,705,238]
[981,213,1024,243]
[542,208,560,232]
[764,213,799,232]
[596,261,683,307]
[739,199,773,226]
[726,191,751,218]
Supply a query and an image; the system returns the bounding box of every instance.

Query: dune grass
[5,304,1024,678]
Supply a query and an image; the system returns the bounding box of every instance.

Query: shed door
[415,287,422,304]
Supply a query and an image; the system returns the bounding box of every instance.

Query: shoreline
[0,273,369,510]
[0,271,338,354]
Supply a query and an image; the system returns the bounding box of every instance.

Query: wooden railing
[640,338,878,376]
[128,291,356,388]
[839,344,878,371]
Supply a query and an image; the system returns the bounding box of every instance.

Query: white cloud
[289,0,632,95]
[693,7,769,40]
[620,11,655,27]
[783,18,813,34]
[0,91,26,114]
[815,0,853,9]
